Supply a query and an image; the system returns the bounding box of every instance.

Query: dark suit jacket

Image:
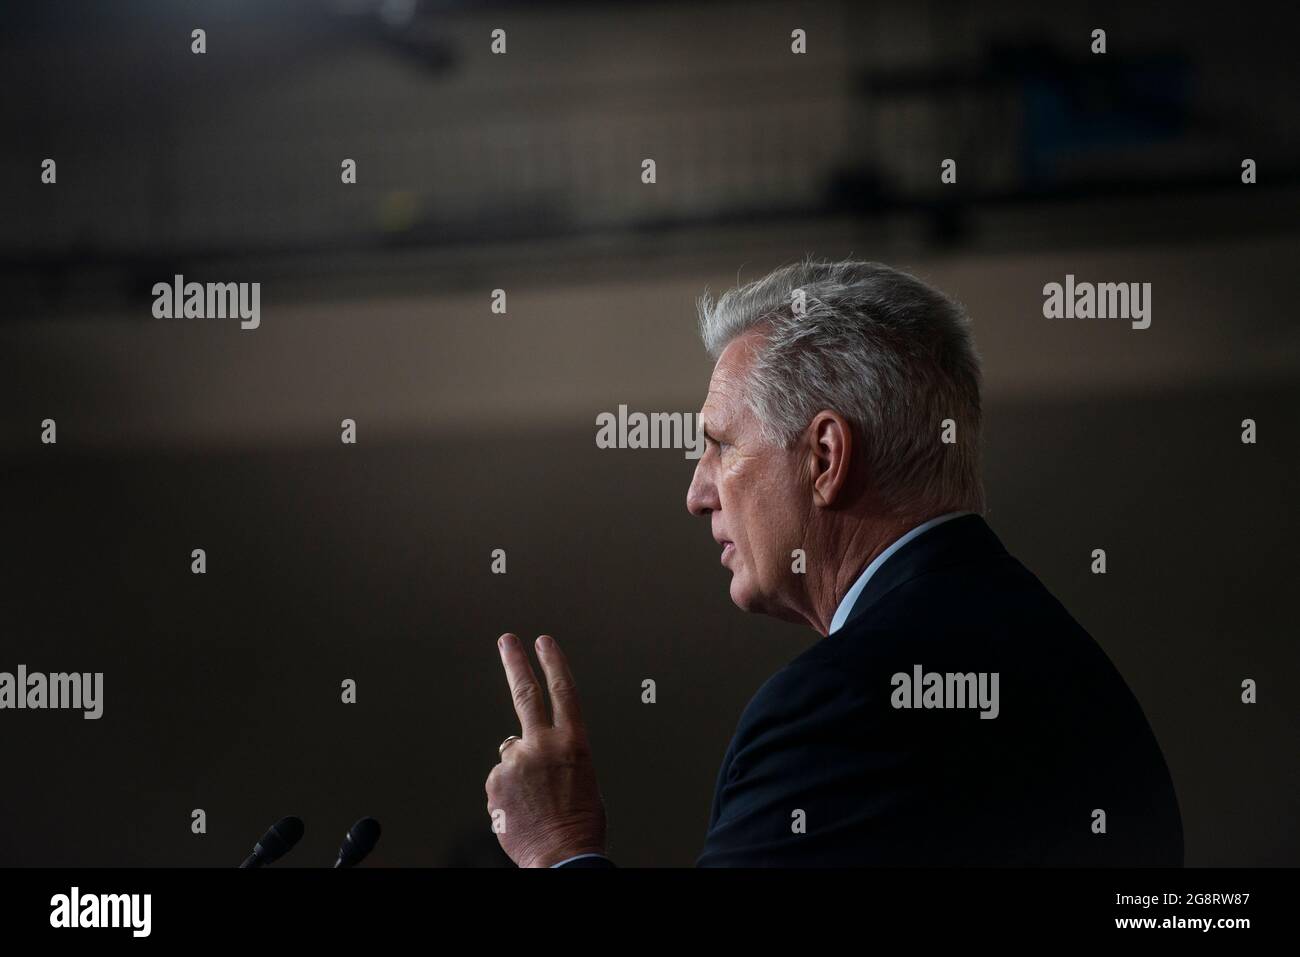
[696,514,1183,866]
[565,514,1183,867]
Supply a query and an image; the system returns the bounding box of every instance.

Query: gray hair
[697,258,985,518]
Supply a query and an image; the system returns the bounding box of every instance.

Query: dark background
[1,0,1296,867]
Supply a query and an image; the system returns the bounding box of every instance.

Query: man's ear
[806,411,853,507]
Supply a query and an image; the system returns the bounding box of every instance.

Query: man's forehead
[702,369,739,419]
[700,332,761,423]
[698,390,732,431]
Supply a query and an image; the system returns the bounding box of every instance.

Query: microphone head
[254,816,305,864]
[336,817,382,868]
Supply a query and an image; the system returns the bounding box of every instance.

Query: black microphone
[239,816,305,869]
[334,817,382,868]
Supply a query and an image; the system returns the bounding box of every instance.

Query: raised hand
[485,633,606,868]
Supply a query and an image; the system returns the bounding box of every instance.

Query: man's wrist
[532,844,607,868]
[548,851,611,868]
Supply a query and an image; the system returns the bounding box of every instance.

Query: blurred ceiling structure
[3,0,1298,314]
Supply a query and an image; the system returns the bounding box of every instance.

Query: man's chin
[728,575,762,613]
[729,576,801,624]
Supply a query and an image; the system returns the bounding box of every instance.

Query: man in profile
[484,258,1183,867]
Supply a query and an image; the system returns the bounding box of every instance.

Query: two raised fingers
[497,633,586,737]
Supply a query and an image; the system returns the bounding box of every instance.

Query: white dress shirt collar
[827,511,973,635]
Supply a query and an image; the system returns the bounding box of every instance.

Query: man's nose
[686,460,717,516]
